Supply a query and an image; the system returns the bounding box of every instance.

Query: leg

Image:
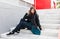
[7,19,26,35]
[12,19,26,33]
[20,22,32,30]
[31,25,41,35]
[21,22,41,35]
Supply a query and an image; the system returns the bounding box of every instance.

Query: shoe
[7,32,14,35]
[16,31,20,33]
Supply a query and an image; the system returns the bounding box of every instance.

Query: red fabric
[34,0,51,9]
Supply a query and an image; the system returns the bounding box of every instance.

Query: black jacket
[22,13,41,30]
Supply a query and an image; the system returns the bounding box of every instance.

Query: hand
[38,25,42,30]
[40,28,42,30]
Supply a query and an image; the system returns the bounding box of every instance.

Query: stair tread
[1,29,58,38]
[41,29,58,33]
[1,33,57,39]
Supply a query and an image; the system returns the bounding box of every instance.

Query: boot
[16,31,20,33]
[7,32,14,35]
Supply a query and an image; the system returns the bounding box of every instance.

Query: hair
[29,7,37,15]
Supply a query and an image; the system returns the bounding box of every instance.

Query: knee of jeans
[20,20,24,23]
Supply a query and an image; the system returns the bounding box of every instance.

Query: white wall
[0,0,33,34]
[0,2,30,34]
[0,0,19,6]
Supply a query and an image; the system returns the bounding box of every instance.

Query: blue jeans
[12,19,41,35]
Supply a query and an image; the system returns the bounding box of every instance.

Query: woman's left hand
[40,28,42,30]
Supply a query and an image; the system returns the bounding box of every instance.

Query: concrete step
[8,27,58,37]
[41,24,60,29]
[40,20,60,24]
[41,29,58,37]
[1,32,58,39]
[0,35,58,39]
[39,17,59,20]
[37,9,60,14]
[19,29,58,37]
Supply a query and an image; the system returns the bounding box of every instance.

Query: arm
[31,18,37,26]
[35,14,42,30]
[22,13,28,21]
[23,13,28,19]
[23,13,27,20]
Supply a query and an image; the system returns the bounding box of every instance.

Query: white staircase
[0,0,60,39]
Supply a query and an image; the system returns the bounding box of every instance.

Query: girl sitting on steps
[7,7,42,35]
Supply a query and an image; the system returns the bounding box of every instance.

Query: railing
[19,0,33,7]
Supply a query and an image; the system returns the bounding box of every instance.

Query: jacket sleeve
[22,13,28,20]
[35,14,42,29]
[31,18,37,26]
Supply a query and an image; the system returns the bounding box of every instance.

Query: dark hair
[29,7,37,15]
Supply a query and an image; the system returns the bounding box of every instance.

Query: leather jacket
[22,13,41,30]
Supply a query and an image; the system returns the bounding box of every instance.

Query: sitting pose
[7,7,42,35]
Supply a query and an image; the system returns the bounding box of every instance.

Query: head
[29,7,36,15]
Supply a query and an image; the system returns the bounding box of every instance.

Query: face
[31,9,35,14]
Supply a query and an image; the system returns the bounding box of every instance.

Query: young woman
[7,7,42,35]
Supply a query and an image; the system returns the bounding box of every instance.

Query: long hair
[29,7,37,15]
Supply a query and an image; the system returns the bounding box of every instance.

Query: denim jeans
[12,19,41,35]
